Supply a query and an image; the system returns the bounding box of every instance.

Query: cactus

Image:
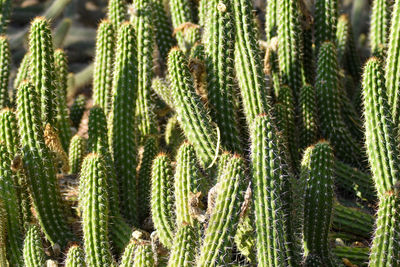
[0,36,9,108]
[167,224,197,267]
[164,115,184,155]
[107,0,127,29]
[316,41,363,166]
[370,0,391,57]
[108,22,139,224]
[13,53,30,104]
[150,153,175,249]
[65,245,86,267]
[301,141,335,266]
[251,114,290,266]
[131,0,157,142]
[169,0,195,52]
[69,94,86,129]
[79,154,115,267]
[17,81,73,247]
[23,225,46,267]
[93,20,115,115]
[278,0,303,100]
[133,240,155,267]
[0,143,23,266]
[174,142,203,227]
[315,0,338,51]
[54,49,72,152]
[385,0,400,129]
[0,200,6,267]
[265,0,277,41]
[233,0,269,125]
[336,14,351,69]
[168,48,218,168]
[119,239,137,267]
[28,17,57,126]
[362,58,400,266]
[68,134,87,174]
[0,0,11,34]
[332,246,369,266]
[44,123,69,173]
[203,0,241,153]
[152,77,175,110]
[299,84,318,150]
[197,154,245,266]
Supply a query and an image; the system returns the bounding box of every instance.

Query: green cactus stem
[119,238,137,267]
[150,153,175,249]
[0,36,10,108]
[132,240,155,267]
[167,224,198,267]
[233,0,269,125]
[54,49,72,152]
[251,114,290,266]
[197,154,245,266]
[332,246,369,266]
[362,58,400,266]
[169,0,195,52]
[70,94,86,129]
[17,81,73,247]
[299,84,318,150]
[108,22,139,224]
[167,48,218,168]
[0,0,11,34]
[203,0,241,153]
[79,154,115,267]
[370,0,391,57]
[315,0,338,51]
[265,0,277,41]
[68,134,87,174]
[164,115,184,155]
[23,225,46,267]
[336,15,351,70]
[93,20,115,115]
[65,245,86,267]
[107,0,127,29]
[28,17,58,126]
[385,0,400,129]
[301,141,335,267]
[152,77,175,110]
[316,41,363,166]
[0,200,6,267]
[0,143,23,266]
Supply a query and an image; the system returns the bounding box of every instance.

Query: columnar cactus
[385,0,400,129]
[17,81,73,247]
[23,225,46,267]
[28,17,58,126]
[0,0,11,34]
[169,0,195,52]
[278,0,303,100]
[132,240,155,267]
[299,84,318,150]
[203,0,241,153]
[119,239,137,267]
[316,41,362,166]
[131,0,157,141]
[13,53,30,97]
[168,48,218,168]
[197,154,245,266]
[151,153,175,249]
[65,245,86,267]
[0,143,23,266]
[108,22,139,224]
[79,154,115,267]
[93,20,115,114]
[265,0,277,41]
[0,200,6,267]
[164,115,184,155]
[315,0,338,51]
[336,15,351,68]
[107,0,127,29]
[68,134,87,174]
[167,224,198,267]
[370,0,391,57]
[0,36,10,108]
[69,94,86,129]
[362,58,400,266]
[301,141,335,267]
[251,114,290,266]
[233,0,269,124]
[152,77,175,110]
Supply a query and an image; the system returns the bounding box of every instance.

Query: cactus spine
[93,20,115,114]
[167,48,218,168]
[65,245,86,267]
[362,58,400,266]
[385,0,400,129]
[370,0,391,56]
[251,114,290,266]
[54,49,72,152]
[79,154,115,267]
[17,81,73,247]
[68,134,87,174]
[203,0,241,153]
[107,0,127,29]
[0,36,10,108]
[301,141,335,266]
[196,155,245,266]
[233,0,269,125]
[23,225,46,267]
[108,22,139,224]
[28,17,58,126]
[151,153,175,249]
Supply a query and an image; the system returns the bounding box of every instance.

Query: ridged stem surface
[0,36,10,108]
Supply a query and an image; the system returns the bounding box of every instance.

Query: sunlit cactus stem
[0,36,10,108]
[23,225,46,267]
[65,245,86,267]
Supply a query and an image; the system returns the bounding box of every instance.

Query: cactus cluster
[1,0,400,266]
